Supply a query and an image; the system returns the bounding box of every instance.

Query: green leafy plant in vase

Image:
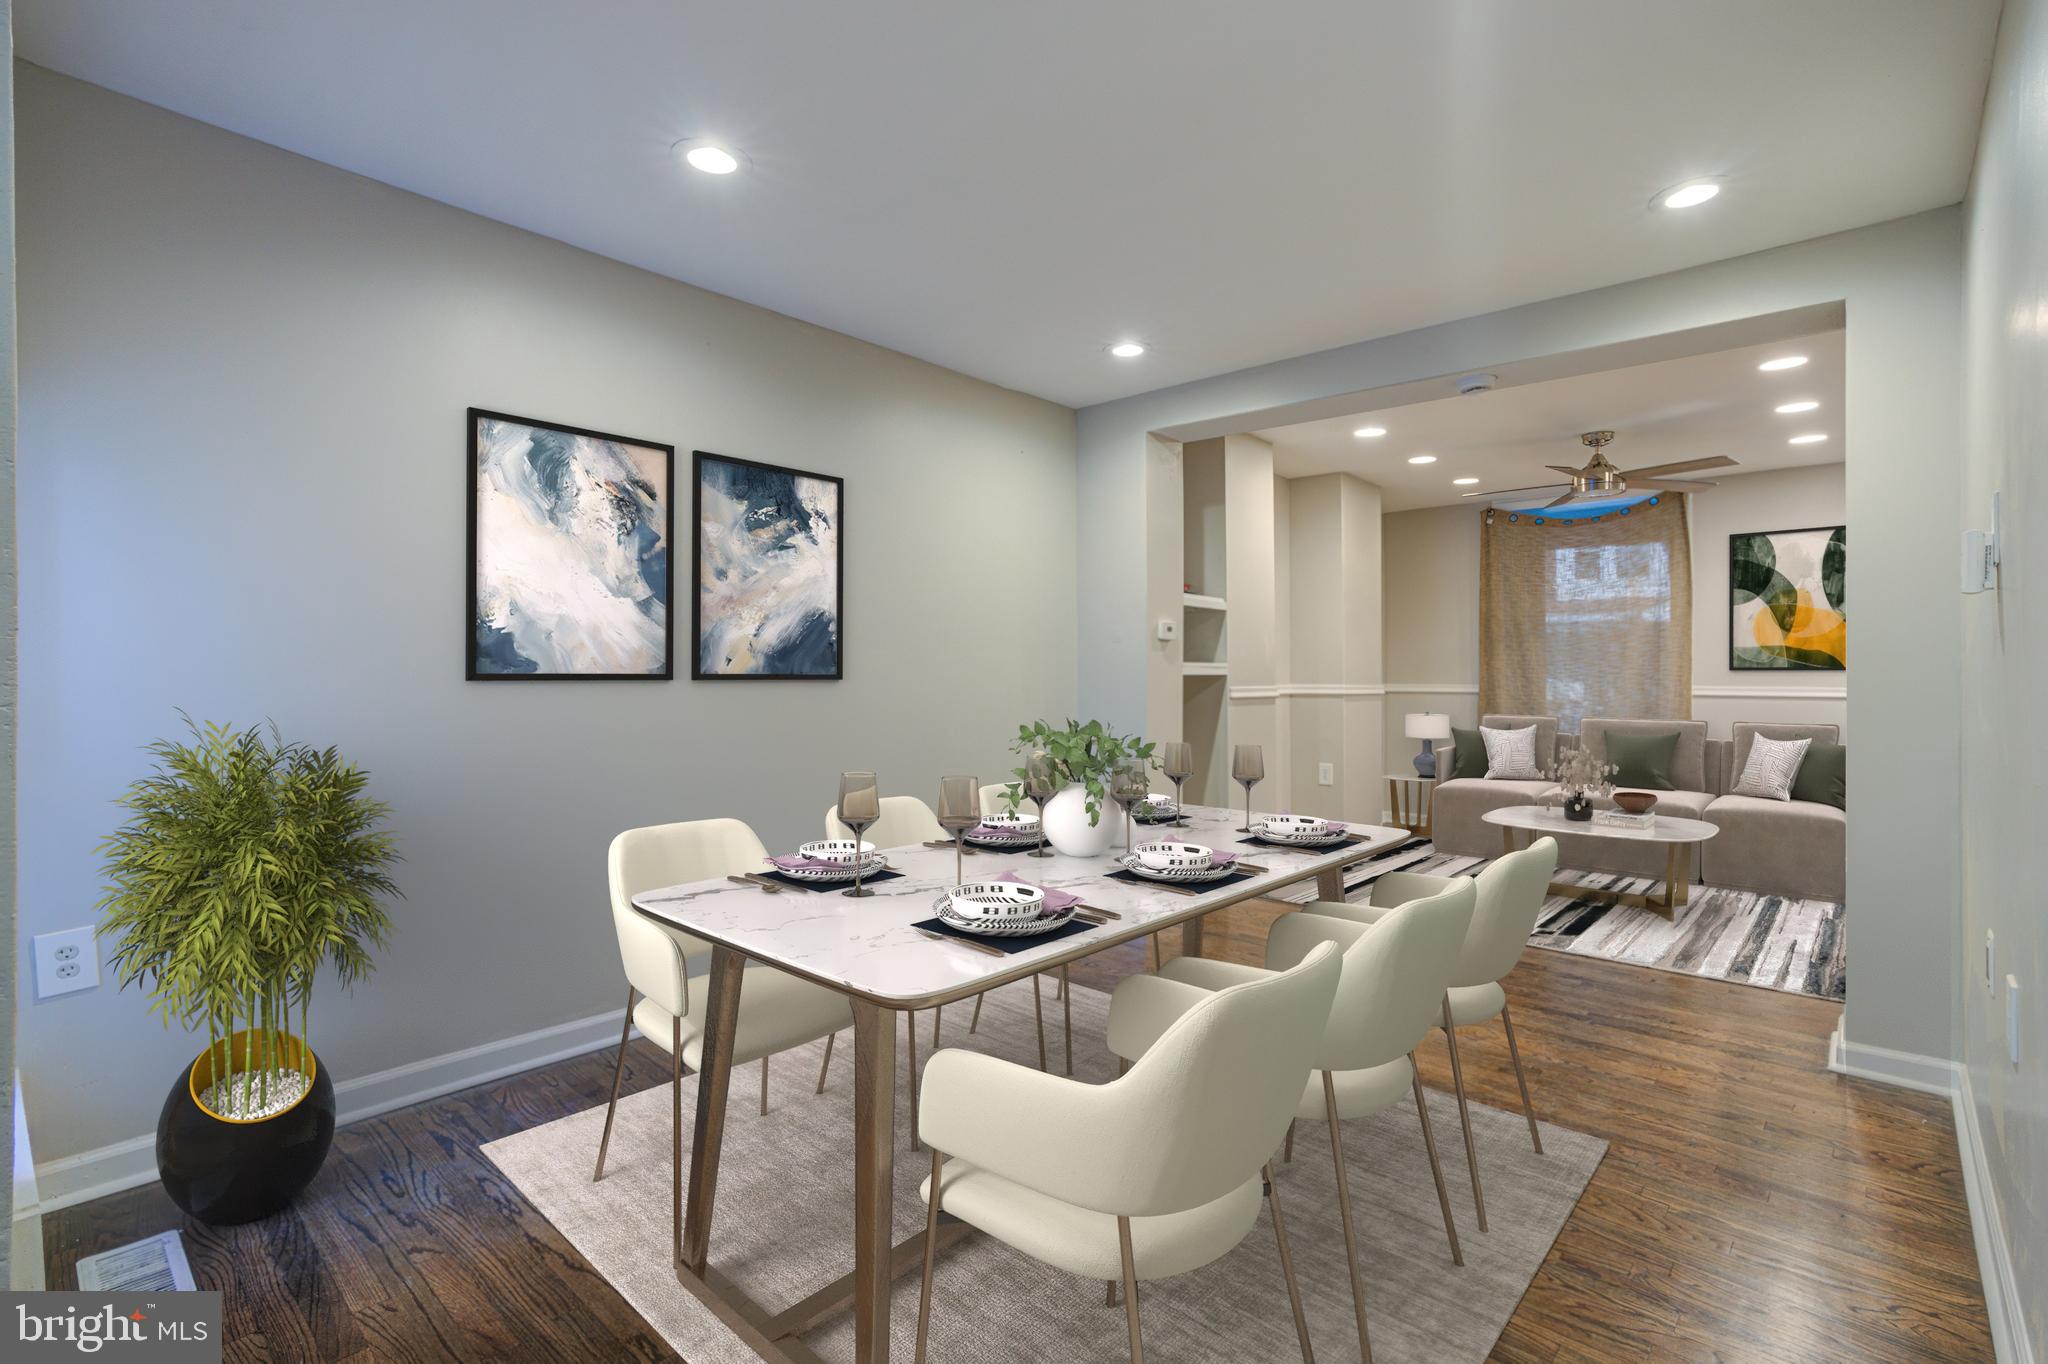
[97,718,400,1223]
[1000,719,1156,857]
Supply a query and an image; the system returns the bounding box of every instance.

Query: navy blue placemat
[1105,866,1261,892]
[758,868,907,893]
[910,914,1101,954]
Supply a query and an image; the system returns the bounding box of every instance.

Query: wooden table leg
[851,999,898,1364]
[1179,915,1204,961]
[1502,826,1516,857]
[1316,865,1346,903]
[1675,843,1693,907]
[681,947,744,1275]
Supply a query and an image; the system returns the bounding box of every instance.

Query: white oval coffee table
[1482,803,1718,920]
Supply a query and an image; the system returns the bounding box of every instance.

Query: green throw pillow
[1790,741,1847,809]
[1447,727,1489,780]
[1604,729,1680,791]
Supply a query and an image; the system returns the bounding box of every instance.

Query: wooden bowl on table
[1612,791,1659,815]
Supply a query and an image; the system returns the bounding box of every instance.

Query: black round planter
[1562,792,1594,822]
[156,1030,335,1225]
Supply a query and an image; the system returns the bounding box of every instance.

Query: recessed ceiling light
[1353,426,1387,439]
[1788,433,1828,445]
[674,139,745,175]
[1407,454,1437,465]
[1758,355,1809,372]
[1453,477,1479,485]
[1109,341,1147,359]
[1775,400,1820,414]
[1657,180,1721,209]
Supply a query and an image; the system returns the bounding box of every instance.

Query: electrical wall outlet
[2008,976,2022,1066]
[1317,762,1334,786]
[34,927,101,1000]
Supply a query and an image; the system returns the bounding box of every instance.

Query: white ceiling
[17,2,1998,408]
[1256,331,1845,512]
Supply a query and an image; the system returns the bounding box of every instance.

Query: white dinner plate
[1115,854,1238,884]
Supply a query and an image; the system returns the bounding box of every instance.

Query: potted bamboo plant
[98,719,399,1224]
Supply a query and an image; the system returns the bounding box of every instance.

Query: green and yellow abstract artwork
[1730,525,1846,669]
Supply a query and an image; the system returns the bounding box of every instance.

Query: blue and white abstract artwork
[470,410,673,678]
[693,453,842,678]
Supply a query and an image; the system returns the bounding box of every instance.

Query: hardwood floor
[45,900,1992,1362]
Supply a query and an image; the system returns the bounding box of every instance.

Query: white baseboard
[1954,1065,2037,1364]
[30,1006,626,1215]
[1827,1024,2033,1363]
[1825,1022,1957,1096]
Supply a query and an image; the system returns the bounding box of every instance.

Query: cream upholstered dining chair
[1307,837,1558,1235]
[913,942,1343,1364]
[825,793,948,847]
[1108,878,1478,1362]
[598,819,854,1261]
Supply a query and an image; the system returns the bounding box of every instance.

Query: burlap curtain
[1478,494,1692,732]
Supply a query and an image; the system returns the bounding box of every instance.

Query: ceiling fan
[1461,431,1738,509]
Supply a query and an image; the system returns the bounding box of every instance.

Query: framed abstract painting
[1729,525,1846,670]
[692,451,843,679]
[467,408,674,680]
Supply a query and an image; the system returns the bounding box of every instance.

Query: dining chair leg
[1441,998,1488,1233]
[1500,1000,1543,1155]
[592,985,635,1183]
[759,1055,770,1117]
[670,1013,684,1267]
[816,1032,836,1095]
[1409,1051,1462,1267]
[1061,965,1074,1077]
[1283,1120,1295,1164]
[1322,1070,1374,1364]
[1149,933,1161,972]
[914,1145,944,1364]
[969,992,984,1034]
[1117,1215,1144,1364]
[1263,1161,1316,1364]
[1033,976,1049,1072]
[908,1010,923,1154]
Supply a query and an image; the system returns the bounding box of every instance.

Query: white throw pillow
[1732,733,1811,801]
[1481,725,1542,780]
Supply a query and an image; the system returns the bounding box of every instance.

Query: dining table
[629,801,1410,1364]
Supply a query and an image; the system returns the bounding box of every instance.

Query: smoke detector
[1455,373,1498,395]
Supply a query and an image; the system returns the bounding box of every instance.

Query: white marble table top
[1483,802,1718,843]
[631,804,1406,1008]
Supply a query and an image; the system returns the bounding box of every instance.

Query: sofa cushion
[1605,729,1681,790]
[1447,727,1488,780]
[1481,714,1559,771]
[1481,724,1543,779]
[1702,793,1847,902]
[1790,741,1847,809]
[1580,718,1708,792]
[1730,733,1811,801]
[1730,722,1840,786]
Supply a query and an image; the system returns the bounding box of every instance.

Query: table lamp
[1405,712,1453,778]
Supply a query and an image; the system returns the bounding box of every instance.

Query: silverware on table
[730,873,783,894]
[912,926,1006,956]
[1075,903,1123,919]
[923,840,977,854]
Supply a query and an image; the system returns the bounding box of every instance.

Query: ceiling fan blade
[1546,465,1586,477]
[1542,491,1580,510]
[1627,477,1718,493]
[1459,482,1570,499]
[1620,456,1738,479]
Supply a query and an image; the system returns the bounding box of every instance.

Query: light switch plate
[33,927,101,1000]
[1317,763,1334,786]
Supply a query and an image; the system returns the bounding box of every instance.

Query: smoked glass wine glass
[1110,757,1151,854]
[937,775,979,886]
[1159,742,1194,828]
[838,771,881,898]
[1024,751,1058,859]
[1231,744,1265,833]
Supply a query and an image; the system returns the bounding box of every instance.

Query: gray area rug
[1278,840,1846,1001]
[484,979,1604,1362]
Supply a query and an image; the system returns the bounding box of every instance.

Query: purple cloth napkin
[990,871,1081,914]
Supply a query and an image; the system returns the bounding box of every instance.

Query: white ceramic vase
[1040,784,1116,858]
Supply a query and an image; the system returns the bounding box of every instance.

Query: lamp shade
[1404,712,1452,741]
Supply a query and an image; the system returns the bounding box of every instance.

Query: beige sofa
[1431,714,1845,902]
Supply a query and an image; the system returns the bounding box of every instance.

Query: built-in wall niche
[1181,671,1231,807]
[1182,594,1227,669]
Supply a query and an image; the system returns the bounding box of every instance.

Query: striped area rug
[1275,839,1846,1002]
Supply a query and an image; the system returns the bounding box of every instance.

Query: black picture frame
[1728,523,1846,671]
[467,407,676,681]
[691,450,845,681]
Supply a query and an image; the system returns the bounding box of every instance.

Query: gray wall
[1079,210,1962,1066]
[1959,0,2048,1353]
[14,67,1075,1165]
